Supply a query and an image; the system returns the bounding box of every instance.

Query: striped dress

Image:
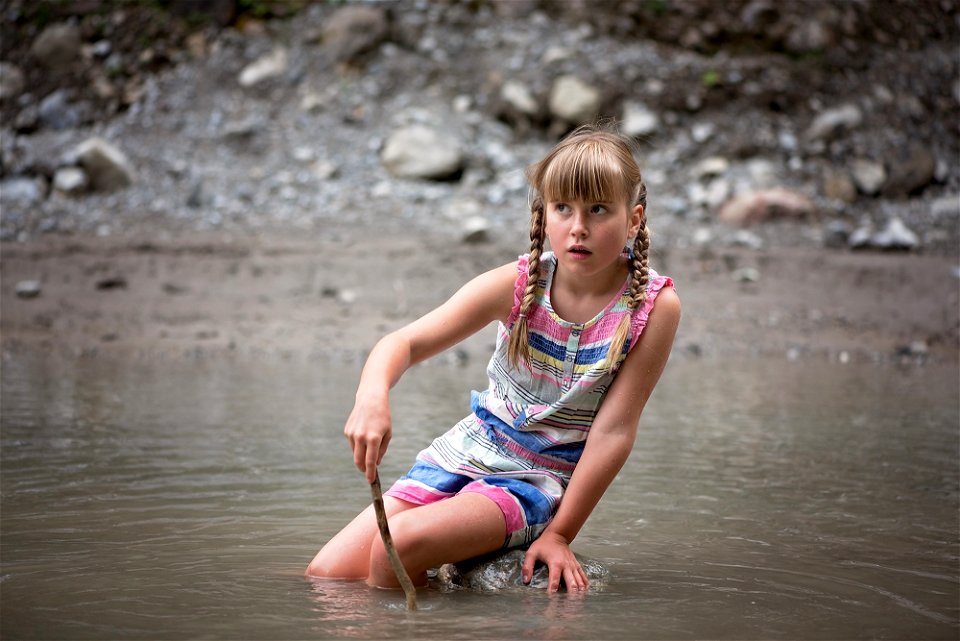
[386,252,675,547]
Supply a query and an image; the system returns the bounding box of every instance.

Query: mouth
[568,245,592,257]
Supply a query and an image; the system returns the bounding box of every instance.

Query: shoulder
[650,284,680,321]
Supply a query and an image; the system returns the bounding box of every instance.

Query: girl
[305,125,680,593]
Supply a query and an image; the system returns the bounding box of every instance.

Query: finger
[521,553,534,584]
[548,566,561,593]
[352,440,366,474]
[364,437,381,482]
[569,566,587,592]
[377,433,391,466]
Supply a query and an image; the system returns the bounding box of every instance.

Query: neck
[552,255,629,298]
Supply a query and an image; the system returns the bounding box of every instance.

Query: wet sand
[1,230,958,366]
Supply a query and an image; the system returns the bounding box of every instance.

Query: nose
[570,212,588,237]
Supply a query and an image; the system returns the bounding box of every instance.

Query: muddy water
[1,349,957,640]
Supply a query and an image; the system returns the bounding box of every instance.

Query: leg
[305,496,416,579]
[368,492,506,588]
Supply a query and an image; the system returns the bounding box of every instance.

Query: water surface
[1,350,957,640]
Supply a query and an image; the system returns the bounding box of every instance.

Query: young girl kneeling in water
[305,125,680,592]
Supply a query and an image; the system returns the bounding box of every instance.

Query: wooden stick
[370,471,418,611]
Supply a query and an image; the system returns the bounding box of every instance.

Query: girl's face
[544,196,643,278]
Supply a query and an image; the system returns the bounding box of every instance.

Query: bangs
[539,140,629,204]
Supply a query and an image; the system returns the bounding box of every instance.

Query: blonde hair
[508,125,650,372]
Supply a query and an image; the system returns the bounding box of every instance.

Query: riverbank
[3,229,957,367]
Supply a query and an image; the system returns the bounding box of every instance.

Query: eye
[591,204,609,215]
[554,203,570,213]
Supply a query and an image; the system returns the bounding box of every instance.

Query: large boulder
[29,23,82,72]
[381,125,463,180]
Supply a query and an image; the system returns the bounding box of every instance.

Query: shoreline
[2,230,957,367]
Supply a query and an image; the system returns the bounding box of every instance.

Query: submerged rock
[434,548,609,592]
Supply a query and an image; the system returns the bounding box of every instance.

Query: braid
[629,222,650,312]
[508,201,546,369]
[603,220,651,372]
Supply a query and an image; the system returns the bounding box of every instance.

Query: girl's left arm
[522,287,680,592]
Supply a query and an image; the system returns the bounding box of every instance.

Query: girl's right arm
[345,261,518,482]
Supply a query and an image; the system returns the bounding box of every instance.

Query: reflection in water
[1,350,957,640]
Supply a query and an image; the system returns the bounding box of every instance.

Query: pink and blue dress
[385,252,675,548]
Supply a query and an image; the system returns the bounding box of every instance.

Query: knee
[305,543,366,579]
[367,518,425,587]
[304,549,336,578]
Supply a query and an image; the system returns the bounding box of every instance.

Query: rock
[718,188,814,225]
[872,217,919,251]
[381,125,463,180]
[435,549,609,592]
[500,79,539,116]
[222,117,264,144]
[823,220,851,248]
[688,178,729,210]
[823,171,857,203]
[549,75,601,124]
[238,48,288,87]
[693,156,730,179]
[784,13,837,53]
[96,276,128,290]
[850,158,886,195]
[931,194,960,219]
[53,167,89,195]
[733,267,760,282]
[29,23,82,71]
[75,138,135,191]
[896,340,929,362]
[38,89,87,130]
[0,62,25,101]
[849,220,874,249]
[882,144,935,196]
[300,91,329,113]
[15,280,42,299]
[621,101,659,138]
[730,229,765,250]
[691,122,716,143]
[461,216,491,244]
[805,103,862,141]
[322,5,389,63]
[0,176,46,206]
[13,104,37,132]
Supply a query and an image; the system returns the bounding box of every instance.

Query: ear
[629,204,644,237]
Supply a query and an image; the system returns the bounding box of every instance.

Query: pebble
[15,280,42,299]
[850,158,886,196]
[732,267,760,282]
[74,138,135,191]
[238,48,288,87]
[0,62,25,101]
[461,216,491,244]
[823,171,857,203]
[0,176,47,206]
[53,167,89,194]
[930,194,960,219]
[871,217,919,251]
[805,103,863,142]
